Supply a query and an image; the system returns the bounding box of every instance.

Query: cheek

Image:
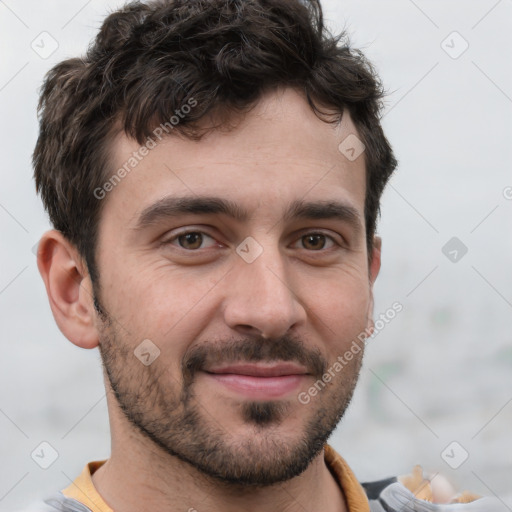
[305,273,371,343]
[104,264,216,346]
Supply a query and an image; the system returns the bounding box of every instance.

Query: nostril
[236,325,268,339]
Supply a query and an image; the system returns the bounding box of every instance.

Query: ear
[369,235,382,286]
[37,230,99,349]
[365,235,382,334]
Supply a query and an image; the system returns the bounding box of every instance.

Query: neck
[92,433,348,512]
[91,385,349,512]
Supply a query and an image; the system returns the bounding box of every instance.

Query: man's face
[93,87,378,486]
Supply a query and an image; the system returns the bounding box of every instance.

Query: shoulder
[15,491,93,512]
[361,467,507,511]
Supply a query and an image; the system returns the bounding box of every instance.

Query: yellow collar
[62,444,370,512]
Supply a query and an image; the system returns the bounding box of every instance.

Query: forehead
[102,87,367,228]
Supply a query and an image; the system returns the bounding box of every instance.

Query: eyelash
[162,229,342,252]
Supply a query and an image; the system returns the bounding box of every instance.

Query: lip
[202,362,309,399]
[205,362,309,377]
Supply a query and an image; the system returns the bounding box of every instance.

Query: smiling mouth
[202,362,309,398]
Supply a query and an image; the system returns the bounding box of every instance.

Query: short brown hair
[34,0,397,284]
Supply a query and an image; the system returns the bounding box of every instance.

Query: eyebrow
[132,195,363,236]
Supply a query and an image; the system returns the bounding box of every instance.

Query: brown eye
[161,229,222,257]
[177,232,204,250]
[302,233,329,250]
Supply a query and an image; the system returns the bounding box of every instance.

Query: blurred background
[1,0,511,509]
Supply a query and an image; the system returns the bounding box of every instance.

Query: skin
[37,86,382,512]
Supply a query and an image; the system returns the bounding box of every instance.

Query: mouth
[202,362,310,399]
[205,362,309,377]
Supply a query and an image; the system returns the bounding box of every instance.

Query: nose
[222,243,307,339]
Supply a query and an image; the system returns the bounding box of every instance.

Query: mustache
[182,334,327,385]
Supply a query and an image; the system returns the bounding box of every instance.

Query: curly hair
[33,0,397,284]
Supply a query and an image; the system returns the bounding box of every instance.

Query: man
[27,0,502,510]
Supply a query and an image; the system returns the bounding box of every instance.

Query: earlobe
[37,230,99,349]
